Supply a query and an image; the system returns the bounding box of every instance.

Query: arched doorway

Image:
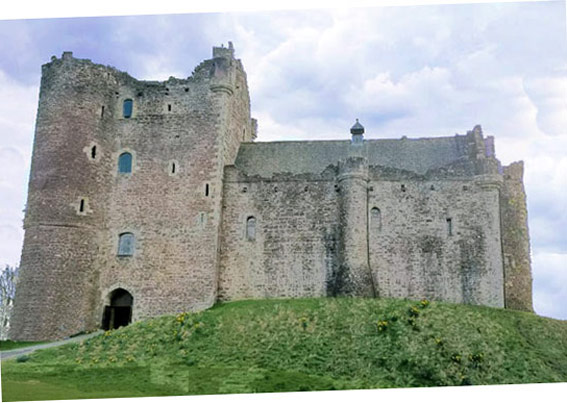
[102,288,133,330]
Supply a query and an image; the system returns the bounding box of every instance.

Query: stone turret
[334,121,375,297]
[350,118,365,144]
[11,52,112,340]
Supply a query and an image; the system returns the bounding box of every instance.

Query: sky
[0,1,565,321]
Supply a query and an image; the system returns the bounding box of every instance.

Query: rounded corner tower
[11,44,255,341]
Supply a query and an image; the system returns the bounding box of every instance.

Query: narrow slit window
[91,145,97,159]
[118,152,132,174]
[171,162,176,174]
[168,104,172,112]
[446,218,453,236]
[101,105,105,118]
[205,183,210,197]
[79,199,85,212]
[370,207,382,231]
[246,216,256,241]
[118,232,135,256]
[123,99,133,118]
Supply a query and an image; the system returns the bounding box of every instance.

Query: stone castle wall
[218,137,506,308]
[500,162,533,311]
[11,45,532,341]
[219,167,339,300]
[367,177,504,307]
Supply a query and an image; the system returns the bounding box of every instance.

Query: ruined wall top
[42,42,243,89]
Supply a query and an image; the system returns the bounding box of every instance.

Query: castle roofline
[247,134,469,145]
[234,131,495,177]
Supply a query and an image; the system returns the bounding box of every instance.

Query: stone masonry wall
[96,46,253,324]
[368,177,504,307]
[219,154,505,308]
[500,162,533,311]
[218,167,338,300]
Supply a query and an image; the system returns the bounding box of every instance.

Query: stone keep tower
[11,43,255,341]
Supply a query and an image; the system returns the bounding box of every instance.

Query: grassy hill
[2,297,567,400]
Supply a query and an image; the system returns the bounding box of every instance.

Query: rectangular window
[123,99,133,118]
[118,152,133,173]
[446,218,453,236]
[118,233,135,256]
[246,216,256,241]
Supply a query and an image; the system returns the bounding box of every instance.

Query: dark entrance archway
[102,288,133,330]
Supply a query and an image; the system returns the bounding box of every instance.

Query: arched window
[118,232,135,256]
[123,99,133,118]
[118,152,132,173]
[246,216,256,241]
[370,207,382,231]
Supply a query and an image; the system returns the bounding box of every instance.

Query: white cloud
[523,74,567,136]
[533,252,567,320]
[0,70,36,266]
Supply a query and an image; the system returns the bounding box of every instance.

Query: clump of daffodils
[376,320,389,332]
[176,312,188,324]
[408,306,420,317]
[420,299,430,308]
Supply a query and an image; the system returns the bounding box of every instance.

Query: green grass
[2,298,567,401]
[0,341,47,352]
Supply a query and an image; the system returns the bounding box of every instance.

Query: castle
[11,43,533,341]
